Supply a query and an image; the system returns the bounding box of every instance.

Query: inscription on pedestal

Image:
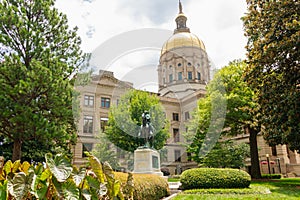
[152,155,159,169]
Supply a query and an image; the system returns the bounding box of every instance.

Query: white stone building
[73,2,300,176]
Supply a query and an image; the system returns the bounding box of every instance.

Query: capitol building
[73,2,300,176]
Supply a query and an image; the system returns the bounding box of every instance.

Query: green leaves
[0,180,7,200]
[0,153,128,199]
[243,0,300,151]
[185,60,257,168]
[7,170,35,200]
[105,89,169,152]
[0,0,86,162]
[45,153,73,182]
[86,152,105,183]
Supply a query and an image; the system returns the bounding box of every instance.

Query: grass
[168,177,180,182]
[172,178,300,200]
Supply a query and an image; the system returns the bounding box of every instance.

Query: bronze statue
[138,111,155,148]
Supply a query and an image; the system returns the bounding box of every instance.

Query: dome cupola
[157,0,210,98]
[160,1,206,56]
[174,1,190,34]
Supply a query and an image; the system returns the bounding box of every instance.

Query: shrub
[261,174,282,179]
[116,172,170,200]
[180,168,251,190]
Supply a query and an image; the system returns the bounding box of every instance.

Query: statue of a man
[138,111,155,148]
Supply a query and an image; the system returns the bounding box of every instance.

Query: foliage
[0,0,87,161]
[195,140,250,168]
[185,60,261,178]
[105,89,169,152]
[180,168,251,190]
[243,0,300,151]
[261,174,282,179]
[115,172,170,200]
[0,152,134,200]
[92,133,121,171]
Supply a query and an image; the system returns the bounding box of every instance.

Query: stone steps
[168,182,182,195]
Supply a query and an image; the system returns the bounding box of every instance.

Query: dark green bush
[180,168,251,189]
[261,174,282,179]
[116,172,170,200]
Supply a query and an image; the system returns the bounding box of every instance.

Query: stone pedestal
[133,148,163,176]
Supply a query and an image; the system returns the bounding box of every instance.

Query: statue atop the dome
[138,111,155,148]
[179,0,183,14]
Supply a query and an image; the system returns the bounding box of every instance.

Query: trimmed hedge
[180,168,251,189]
[261,174,282,179]
[115,172,170,200]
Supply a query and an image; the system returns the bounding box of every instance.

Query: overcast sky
[55,0,248,92]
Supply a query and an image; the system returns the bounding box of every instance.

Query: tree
[185,60,262,178]
[197,140,250,169]
[105,90,169,152]
[0,0,86,161]
[92,133,121,170]
[243,0,300,151]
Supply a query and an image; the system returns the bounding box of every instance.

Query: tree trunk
[12,138,22,162]
[247,126,261,179]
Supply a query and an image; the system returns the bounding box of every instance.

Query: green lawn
[168,178,180,182]
[172,178,300,200]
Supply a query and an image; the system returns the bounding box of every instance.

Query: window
[188,71,192,80]
[177,63,182,67]
[82,143,93,157]
[175,150,181,162]
[100,119,108,132]
[163,78,166,84]
[173,128,180,143]
[169,74,173,82]
[272,146,277,156]
[197,72,201,80]
[178,72,182,80]
[101,97,110,108]
[185,111,190,120]
[172,113,179,121]
[83,116,93,134]
[188,62,192,66]
[84,95,94,106]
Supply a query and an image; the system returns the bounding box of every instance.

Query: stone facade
[233,134,300,176]
[72,70,133,166]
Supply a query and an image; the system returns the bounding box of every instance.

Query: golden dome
[161,32,206,55]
